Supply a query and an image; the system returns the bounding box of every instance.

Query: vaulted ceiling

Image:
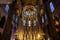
[0,0,12,4]
[0,0,43,4]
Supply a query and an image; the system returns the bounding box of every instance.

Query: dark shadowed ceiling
[0,0,47,4]
[0,0,12,4]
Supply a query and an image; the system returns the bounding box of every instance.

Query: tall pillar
[2,0,17,40]
[44,0,60,40]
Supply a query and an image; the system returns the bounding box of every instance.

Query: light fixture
[55,21,59,25]
[37,33,41,39]
[40,9,44,16]
[36,33,45,40]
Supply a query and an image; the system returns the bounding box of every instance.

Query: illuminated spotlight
[37,34,41,39]
[55,21,59,25]
[37,33,45,39]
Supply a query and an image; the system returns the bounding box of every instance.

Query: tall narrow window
[42,16,44,23]
[5,4,9,13]
[44,13,47,20]
[50,2,55,12]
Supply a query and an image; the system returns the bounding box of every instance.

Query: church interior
[0,0,60,40]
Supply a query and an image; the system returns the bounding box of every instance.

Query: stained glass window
[44,13,47,20]
[50,2,55,12]
[5,4,9,13]
[42,16,44,23]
